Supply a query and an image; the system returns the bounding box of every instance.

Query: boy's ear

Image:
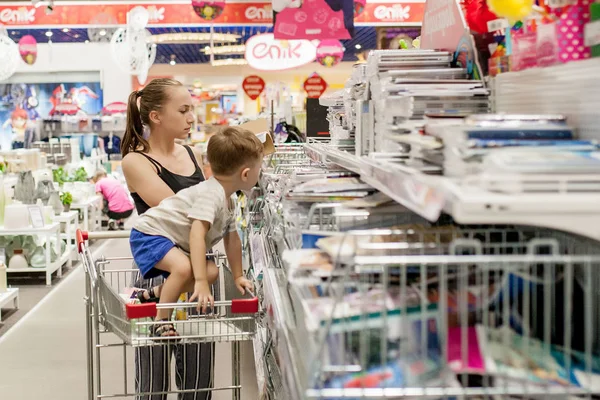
[241,167,250,181]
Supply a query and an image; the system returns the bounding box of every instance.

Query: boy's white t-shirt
[133,177,236,253]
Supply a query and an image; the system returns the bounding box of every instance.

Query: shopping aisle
[0,237,257,399]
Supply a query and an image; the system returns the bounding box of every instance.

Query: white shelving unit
[71,195,103,232]
[52,211,79,261]
[306,141,600,242]
[0,288,19,323]
[0,223,72,286]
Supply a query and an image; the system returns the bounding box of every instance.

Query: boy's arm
[224,231,253,295]
[190,219,210,282]
[189,219,214,312]
[223,231,243,280]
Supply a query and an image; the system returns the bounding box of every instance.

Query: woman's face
[156,86,195,139]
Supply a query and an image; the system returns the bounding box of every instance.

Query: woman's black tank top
[130,145,205,215]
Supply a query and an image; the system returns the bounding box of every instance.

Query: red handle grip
[76,229,89,253]
[231,297,259,314]
[126,303,157,319]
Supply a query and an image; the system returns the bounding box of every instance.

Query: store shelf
[0,288,19,323]
[305,143,600,241]
[0,222,60,235]
[6,249,71,286]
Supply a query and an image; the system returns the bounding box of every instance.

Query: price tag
[547,0,575,8]
[487,18,509,33]
[585,20,600,47]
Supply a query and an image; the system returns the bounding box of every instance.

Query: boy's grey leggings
[131,271,216,400]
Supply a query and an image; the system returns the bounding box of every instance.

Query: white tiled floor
[0,237,257,399]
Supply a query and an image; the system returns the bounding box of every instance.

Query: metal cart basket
[77,230,259,400]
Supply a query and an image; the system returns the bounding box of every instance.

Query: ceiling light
[99,29,107,36]
[151,33,240,44]
[355,44,362,50]
[85,40,89,44]
[211,58,248,67]
[74,34,80,38]
[169,55,176,66]
[45,31,53,37]
[202,45,246,55]
[62,28,70,33]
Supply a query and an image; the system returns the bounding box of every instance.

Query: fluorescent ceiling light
[151,33,240,44]
[203,45,246,55]
[211,59,248,67]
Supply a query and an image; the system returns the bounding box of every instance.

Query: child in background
[130,127,260,337]
[92,170,135,230]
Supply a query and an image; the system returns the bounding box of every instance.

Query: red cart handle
[76,229,89,253]
[231,297,259,314]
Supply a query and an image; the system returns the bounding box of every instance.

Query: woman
[121,78,213,400]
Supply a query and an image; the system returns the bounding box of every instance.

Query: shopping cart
[77,229,260,400]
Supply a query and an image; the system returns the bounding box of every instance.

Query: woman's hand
[234,276,254,296]
[190,280,214,314]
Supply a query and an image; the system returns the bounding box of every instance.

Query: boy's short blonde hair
[207,127,263,176]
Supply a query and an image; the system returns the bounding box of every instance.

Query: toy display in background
[316,40,344,67]
[0,82,103,150]
[191,0,226,21]
[472,0,595,76]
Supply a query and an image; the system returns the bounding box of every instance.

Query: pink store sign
[245,33,317,71]
[273,0,351,40]
[420,0,468,51]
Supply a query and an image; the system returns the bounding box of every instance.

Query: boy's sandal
[135,287,160,303]
[152,320,179,339]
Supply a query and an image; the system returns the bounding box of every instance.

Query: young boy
[92,170,135,230]
[130,127,261,337]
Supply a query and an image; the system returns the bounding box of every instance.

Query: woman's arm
[122,152,175,207]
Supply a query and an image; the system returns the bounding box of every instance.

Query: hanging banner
[242,75,265,100]
[245,33,316,71]
[0,1,425,27]
[303,74,328,98]
[18,35,37,65]
[316,39,344,67]
[0,1,272,27]
[273,0,352,40]
[192,1,226,21]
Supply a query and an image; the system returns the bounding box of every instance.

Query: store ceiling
[6,25,377,64]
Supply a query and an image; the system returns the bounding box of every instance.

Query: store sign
[0,1,425,27]
[420,0,467,51]
[18,35,37,65]
[0,2,271,27]
[245,33,316,71]
[102,102,128,115]
[242,75,265,100]
[245,4,273,21]
[355,1,426,26]
[303,74,328,98]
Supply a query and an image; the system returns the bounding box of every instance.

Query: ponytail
[121,90,149,156]
[120,78,183,157]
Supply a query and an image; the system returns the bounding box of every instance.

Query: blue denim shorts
[129,229,175,279]
[130,229,217,280]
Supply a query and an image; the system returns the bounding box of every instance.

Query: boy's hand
[190,280,214,314]
[234,276,254,296]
